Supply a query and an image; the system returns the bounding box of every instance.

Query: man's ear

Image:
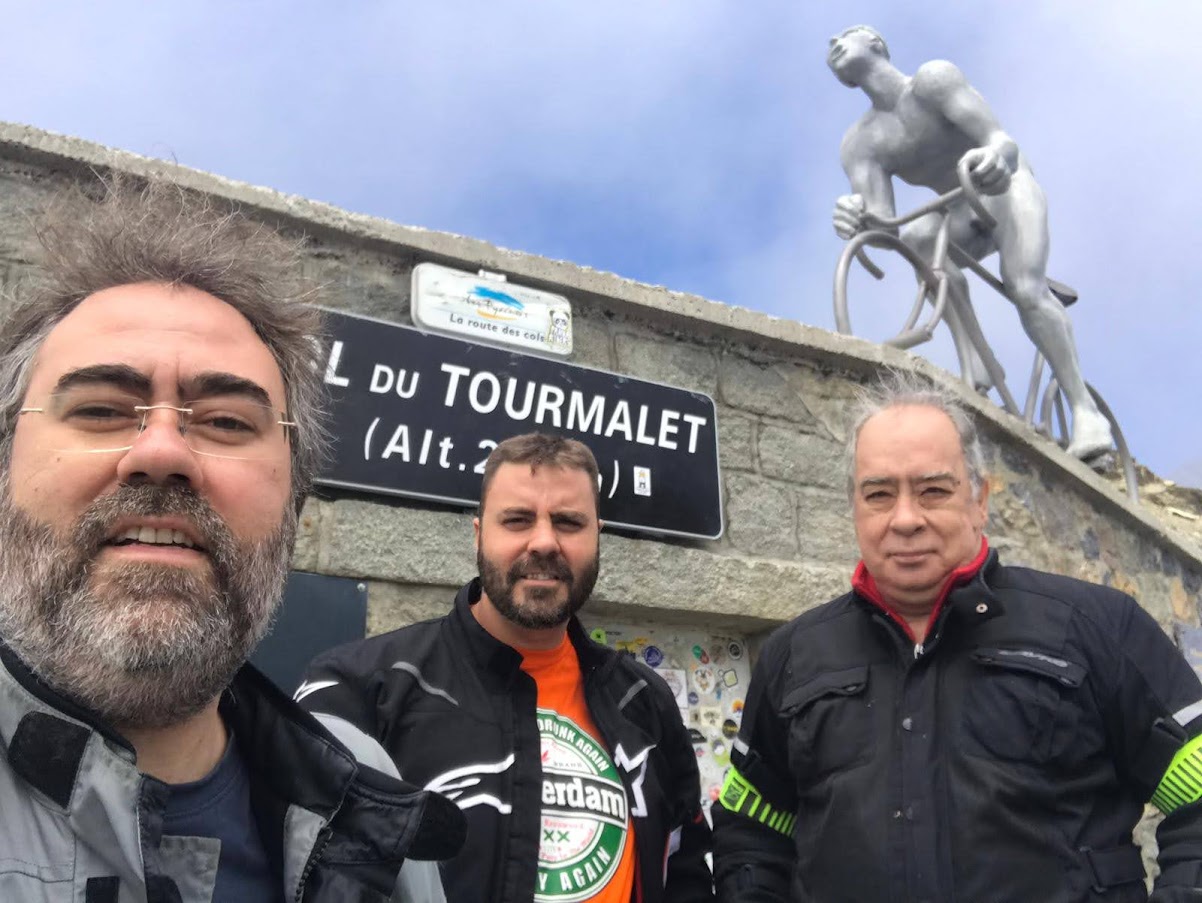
[598,520,605,533]
[472,517,481,551]
[975,477,991,523]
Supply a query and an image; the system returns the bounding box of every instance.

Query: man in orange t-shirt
[300,433,713,902]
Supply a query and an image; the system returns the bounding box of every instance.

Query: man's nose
[115,408,205,490]
[889,492,924,534]
[526,518,560,555]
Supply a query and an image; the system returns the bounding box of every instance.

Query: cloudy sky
[3,2,1198,482]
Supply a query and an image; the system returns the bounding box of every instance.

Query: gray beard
[0,483,294,729]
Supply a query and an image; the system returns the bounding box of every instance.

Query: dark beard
[476,545,599,631]
[0,483,294,729]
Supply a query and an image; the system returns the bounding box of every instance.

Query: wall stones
[723,472,799,560]
[718,352,822,428]
[321,499,476,585]
[615,332,718,395]
[758,424,843,489]
[364,582,455,636]
[717,411,755,474]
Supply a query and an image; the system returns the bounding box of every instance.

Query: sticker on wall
[578,617,753,810]
[722,718,739,739]
[657,668,689,725]
[711,738,729,765]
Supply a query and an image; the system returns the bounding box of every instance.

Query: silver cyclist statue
[829,24,1113,461]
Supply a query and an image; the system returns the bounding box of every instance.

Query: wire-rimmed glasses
[18,387,295,460]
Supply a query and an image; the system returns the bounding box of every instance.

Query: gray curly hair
[0,176,329,512]
[844,370,985,500]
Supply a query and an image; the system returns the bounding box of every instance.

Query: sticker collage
[581,619,753,815]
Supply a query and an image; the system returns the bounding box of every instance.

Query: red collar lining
[851,537,989,642]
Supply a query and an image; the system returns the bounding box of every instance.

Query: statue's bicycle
[832,157,1137,502]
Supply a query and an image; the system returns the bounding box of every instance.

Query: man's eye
[554,519,585,532]
[66,403,136,424]
[503,517,531,528]
[864,491,893,504]
[921,486,952,498]
[196,413,256,433]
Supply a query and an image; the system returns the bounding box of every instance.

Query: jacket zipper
[294,825,332,903]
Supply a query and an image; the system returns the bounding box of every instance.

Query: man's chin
[504,594,574,631]
[516,583,569,604]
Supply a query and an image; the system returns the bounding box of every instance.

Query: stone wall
[0,122,1199,647]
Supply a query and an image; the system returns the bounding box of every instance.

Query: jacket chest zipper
[295,825,332,902]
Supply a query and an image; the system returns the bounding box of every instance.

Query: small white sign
[633,466,652,497]
[411,262,573,356]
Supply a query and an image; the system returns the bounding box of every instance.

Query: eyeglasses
[18,387,296,460]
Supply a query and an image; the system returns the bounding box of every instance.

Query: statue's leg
[991,182,1113,458]
[901,215,992,391]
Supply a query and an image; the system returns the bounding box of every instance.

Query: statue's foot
[1065,409,1114,461]
[963,352,999,395]
[962,363,994,394]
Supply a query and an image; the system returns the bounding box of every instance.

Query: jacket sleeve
[301,647,457,903]
[643,665,715,902]
[296,641,390,747]
[711,632,796,902]
[1097,598,1202,901]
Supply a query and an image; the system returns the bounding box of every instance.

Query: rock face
[0,124,1196,884]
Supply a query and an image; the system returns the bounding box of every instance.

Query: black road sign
[317,309,723,539]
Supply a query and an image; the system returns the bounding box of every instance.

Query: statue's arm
[913,60,1018,194]
[834,132,896,237]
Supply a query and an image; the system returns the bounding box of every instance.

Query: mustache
[72,484,237,574]
[507,553,573,583]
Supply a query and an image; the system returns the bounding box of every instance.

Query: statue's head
[828,25,890,86]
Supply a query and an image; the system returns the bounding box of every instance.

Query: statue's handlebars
[852,156,997,278]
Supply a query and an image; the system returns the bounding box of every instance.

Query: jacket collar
[451,578,525,677]
[0,639,464,888]
[0,635,358,819]
[0,637,134,755]
[851,540,1003,641]
[451,578,618,679]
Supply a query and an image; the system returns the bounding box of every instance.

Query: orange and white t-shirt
[519,636,636,903]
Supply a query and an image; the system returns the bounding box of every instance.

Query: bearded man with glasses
[0,179,463,902]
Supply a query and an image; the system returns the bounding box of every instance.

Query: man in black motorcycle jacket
[300,433,714,903]
[712,375,1202,902]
